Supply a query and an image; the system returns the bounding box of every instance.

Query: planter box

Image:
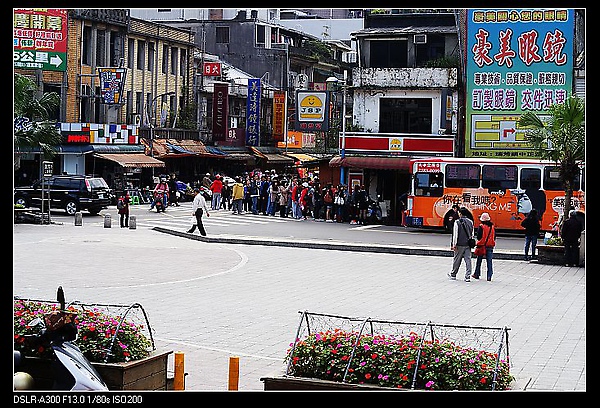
[20,349,172,391]
[261,375,402,391]
[535,244,565,265]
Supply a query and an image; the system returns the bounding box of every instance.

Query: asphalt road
[45,201,533,254]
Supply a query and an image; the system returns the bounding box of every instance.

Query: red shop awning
[329,156,412,171]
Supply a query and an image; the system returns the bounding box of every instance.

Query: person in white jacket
[187,188,210,236]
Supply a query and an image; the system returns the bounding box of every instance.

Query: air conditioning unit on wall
[414,34,427,44]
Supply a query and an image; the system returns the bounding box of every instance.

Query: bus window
[414,172,443,197]
[520,168,541,190]
[445,164,480,188]
[482,165,518,190]
[544,166,580,191]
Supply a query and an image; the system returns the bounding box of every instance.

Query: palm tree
[518,96,585,220]
[14,73,63,170]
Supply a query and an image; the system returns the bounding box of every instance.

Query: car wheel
[65,200,79,216]
[15,197,28,207]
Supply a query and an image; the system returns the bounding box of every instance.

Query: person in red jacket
[210,174,223,210]
[472,212,496,281]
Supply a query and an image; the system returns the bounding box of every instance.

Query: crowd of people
[179,169,376,225]
[185,171,378,224]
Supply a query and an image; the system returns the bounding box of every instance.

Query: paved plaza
[13,221,585,393]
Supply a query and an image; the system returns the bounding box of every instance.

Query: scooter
[13,287,108,391]
[366,196,383,224]
[153,191,166,213]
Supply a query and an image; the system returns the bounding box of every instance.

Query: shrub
[285,329,514,390]
[546,236,563,246]
[14,299,153,363]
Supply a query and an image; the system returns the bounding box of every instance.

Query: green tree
[14,73,62,169]
[518,96,585,219]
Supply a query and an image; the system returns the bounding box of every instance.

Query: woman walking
[472,212,496,281]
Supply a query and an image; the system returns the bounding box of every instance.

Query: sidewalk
[13,222,585,392]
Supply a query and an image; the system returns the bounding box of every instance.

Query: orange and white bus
[405,157,585,232]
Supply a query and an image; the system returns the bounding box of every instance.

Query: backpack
[324,190,333,203]
[117,198,125,210]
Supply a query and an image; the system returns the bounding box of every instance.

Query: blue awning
[166,143,196,155]
[205,146,227,156]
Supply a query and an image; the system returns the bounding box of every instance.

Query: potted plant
[14,298,172,390]
[263,329,514,391]
[536,236,565,265]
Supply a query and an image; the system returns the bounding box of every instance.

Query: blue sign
[246,79,261,146]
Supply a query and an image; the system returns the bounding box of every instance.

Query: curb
[152,227,525,261]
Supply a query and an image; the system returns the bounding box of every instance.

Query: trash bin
[129,215,136,230]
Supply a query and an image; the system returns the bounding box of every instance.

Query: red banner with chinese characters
[203,62,221,77]
[212,83,229,141]
[272,91,286,141]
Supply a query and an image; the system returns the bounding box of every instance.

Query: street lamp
[326,70,348,186]
[149,91,175,177]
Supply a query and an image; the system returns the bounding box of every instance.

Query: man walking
[449,207,474,282]
[187,187,210,236]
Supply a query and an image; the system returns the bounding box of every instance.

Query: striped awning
[329,156,411,170]
[284,152,320,163]
[94,153,165,168]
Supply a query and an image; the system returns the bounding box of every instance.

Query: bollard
[228,356,239,391]
[103,213,111,228]
[129,215,136,229]
[173,352,185,390]
[74,212,83,226]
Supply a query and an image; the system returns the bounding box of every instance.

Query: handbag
[460,220,476,248]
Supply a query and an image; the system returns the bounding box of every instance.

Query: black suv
[14,175,112,216]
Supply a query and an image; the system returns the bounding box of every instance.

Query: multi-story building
[331,10,459,223]
[14,9,199,190]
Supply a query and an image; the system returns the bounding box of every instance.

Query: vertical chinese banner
[212,83,229,141]
[246,79,261,146]
[272,91,286,142]
[465,8,574,158]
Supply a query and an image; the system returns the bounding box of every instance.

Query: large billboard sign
[465,9,574,159]
[14,9,68,72]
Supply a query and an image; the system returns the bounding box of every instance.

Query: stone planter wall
[535,244,565,265]
[261,375,401,391]
[19,349,172,390]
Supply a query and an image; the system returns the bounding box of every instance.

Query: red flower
[371,353,378,359]
[480,377,487,384]
[365,373,371,380]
